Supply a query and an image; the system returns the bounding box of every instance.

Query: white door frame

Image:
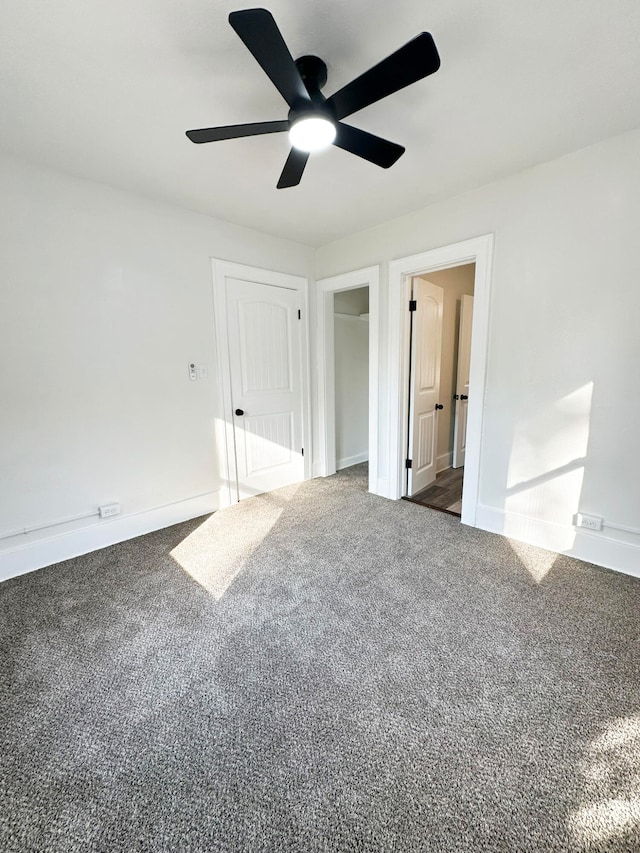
[387,235,494,525]
[212,259,312,507]
[315,266,380,494]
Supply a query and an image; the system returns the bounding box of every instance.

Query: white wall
[3,125,640,581]
[334,286,369,469]
[418,265,475,465]
[316,127,640,576]
[0,155,314,579]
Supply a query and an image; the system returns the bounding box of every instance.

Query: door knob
[435,403,444,410]
[235,408,245,416]
[460,394,468,400]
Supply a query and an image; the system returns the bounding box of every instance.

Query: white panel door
[407,278,444,496]
[453,294,474,469]
[226,278,304,499]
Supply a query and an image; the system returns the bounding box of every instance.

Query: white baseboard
[436,452,453,473]
[0,491,222,584]
[475,504,640,579]
[336,451,369,471]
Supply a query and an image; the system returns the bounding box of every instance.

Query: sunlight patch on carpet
[569,714,640,847]
[507,539,558,583]
[170,483,300,599]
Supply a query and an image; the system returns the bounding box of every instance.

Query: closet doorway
[334,287,370,472]
[315,266,380,494]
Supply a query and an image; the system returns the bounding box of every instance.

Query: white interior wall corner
[2,127,640,580]
[316,126,640,578]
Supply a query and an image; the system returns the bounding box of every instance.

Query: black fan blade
[333,123,405,168]
[186,120,289,144]
[277,148,309,189]
[229,9,311,109]
[327,32,440,121]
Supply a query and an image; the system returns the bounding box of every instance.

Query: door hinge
[409,299,417,312]
[405,458,412,469]
[301,447,304,456]
[297,309,301,320]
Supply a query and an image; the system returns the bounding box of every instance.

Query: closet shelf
[334,312,370,322]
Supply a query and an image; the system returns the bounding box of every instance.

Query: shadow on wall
[495,381,594,582]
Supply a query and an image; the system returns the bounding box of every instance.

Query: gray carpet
[1,464,640,852]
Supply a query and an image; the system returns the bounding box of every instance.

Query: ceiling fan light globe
[289,117,336,152]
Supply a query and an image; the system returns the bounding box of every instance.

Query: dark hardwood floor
[404,466,464,517]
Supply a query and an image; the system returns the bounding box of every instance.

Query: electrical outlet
[99,503,121,519]
[575,512,603,531]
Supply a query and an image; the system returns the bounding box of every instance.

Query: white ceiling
[1,0,640,247]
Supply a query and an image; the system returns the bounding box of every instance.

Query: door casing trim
[211,259,311,506]
[386,235,494,526]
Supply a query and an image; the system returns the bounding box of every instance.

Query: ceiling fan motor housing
[288,55,336,125]
[296,55,328,92]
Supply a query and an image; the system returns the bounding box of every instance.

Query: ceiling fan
[186,8,440,188]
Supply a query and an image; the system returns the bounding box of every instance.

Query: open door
[453,294,473,469]
[407,278,444,496]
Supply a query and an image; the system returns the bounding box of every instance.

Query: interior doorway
[315,266,380,494]
[334,287,370,471]
[385,235,494,526]
[404,264,476,517]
